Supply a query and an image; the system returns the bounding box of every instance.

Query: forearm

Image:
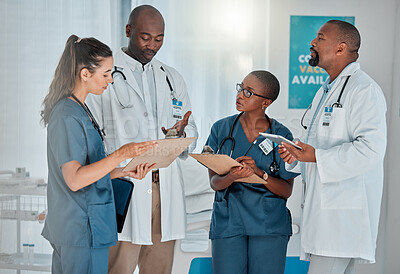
[209,170,235,191]
[110,167,125,179]
[263,177,294,199]
[62,151,125,192]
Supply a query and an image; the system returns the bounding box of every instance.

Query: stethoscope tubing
[217,112,279,174]
[301,75,351,130]
[111,65,178,101]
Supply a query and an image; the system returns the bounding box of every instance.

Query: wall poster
[289,16,355,109]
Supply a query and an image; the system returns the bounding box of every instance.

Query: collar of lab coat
[323,62,360,93]
[113,48,169,110]
[310,62,361,122]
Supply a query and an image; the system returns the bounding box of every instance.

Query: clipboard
[189,153,267,184]
[123,137,196,172]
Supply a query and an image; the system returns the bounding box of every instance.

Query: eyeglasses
[236,83,270,99]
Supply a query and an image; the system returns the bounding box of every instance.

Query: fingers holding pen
[230,162,254,179]
[235,156,259,174]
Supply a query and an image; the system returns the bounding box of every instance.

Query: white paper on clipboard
[259,132,303,150]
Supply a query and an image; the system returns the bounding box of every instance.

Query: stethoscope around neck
[301,75,350,130]
[216,112,280,174]
[111,65,178,108]
[71,94,109,155]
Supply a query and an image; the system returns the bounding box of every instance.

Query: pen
[244,139,257,157]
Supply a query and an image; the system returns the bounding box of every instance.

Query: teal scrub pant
[51,244,109,274]
[212,235,289,274]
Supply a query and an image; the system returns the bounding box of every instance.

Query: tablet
[112,178,134,233]
[259,132,303,150]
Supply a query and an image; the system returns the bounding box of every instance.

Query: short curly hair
[249,70,280,102]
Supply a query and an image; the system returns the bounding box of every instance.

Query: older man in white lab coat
[87,5,197,274]
[279,20,386,274]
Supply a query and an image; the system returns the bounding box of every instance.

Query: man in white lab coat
[279,20,386,274]
[87,5,197,274]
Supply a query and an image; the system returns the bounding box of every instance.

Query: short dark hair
[327,20,361,55]
[250,70,280,102]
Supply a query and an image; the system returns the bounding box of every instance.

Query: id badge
[322,107,333,126]
[259,138,276,156]
[172,99,183,119]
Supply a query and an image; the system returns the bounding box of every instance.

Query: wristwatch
[262,171,268,181]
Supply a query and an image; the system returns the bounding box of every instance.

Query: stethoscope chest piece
[269,161,280,174]
[331,102,342,108]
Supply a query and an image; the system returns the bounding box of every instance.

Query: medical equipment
[216,112,280,174]
[15,167,26,178]
[0,180,50,271]
[111,65,178,107]
[23,243,29,264]
[259,133,303,150]
[28,244,34,264]
[70,94,108,153]
[331,76,350,108]
[301,76,351,129]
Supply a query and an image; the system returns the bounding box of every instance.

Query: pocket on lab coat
[119,108,140,139]
[88,202,117,247]
[318,108,346,139]
[320,178,363,210]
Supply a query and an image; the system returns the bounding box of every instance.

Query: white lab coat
[296,62,386,264]
[86,48,198,245]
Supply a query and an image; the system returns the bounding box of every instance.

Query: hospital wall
[267,0,400,273]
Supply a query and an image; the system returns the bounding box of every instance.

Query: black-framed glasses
[236,83,270,99]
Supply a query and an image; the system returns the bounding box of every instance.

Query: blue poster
[289,16,355,109]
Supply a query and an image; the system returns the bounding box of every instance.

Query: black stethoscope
[216,112,280,174]
[301,75,351,130]
[111,65,178,102]
[71,94,108,154]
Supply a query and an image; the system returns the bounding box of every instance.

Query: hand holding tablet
[259,132,303,150]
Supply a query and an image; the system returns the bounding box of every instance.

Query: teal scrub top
[206,114,299,239]
[42,98,117,248]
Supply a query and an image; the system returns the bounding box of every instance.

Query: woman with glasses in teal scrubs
[205,70,299,274]
[40,35,156,274]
